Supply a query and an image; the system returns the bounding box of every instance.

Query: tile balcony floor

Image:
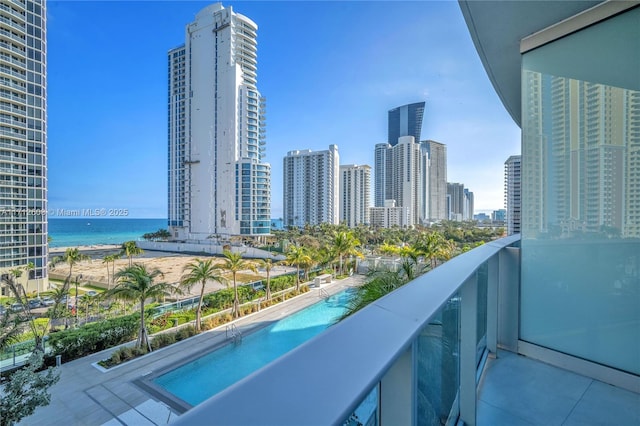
[477,350,640,426]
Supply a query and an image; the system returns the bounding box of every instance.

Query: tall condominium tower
[388,102,425,146]
[374,136,429,226]
[464,188,474,221]
[376,102,426,208]
[373,143,391,207]
[0,0,47,294]
[168,3,270,240]
[447,182,465,221]
[423,140,447,221]
[504,155,521,235]
[339,164,371,228]
[283,145,339,228]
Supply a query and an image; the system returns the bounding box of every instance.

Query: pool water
[154,290,353,406]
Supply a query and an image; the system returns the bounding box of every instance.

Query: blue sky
[47,1,520,219]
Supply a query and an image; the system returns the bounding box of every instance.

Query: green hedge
[269,274,296,292]
[203,286,257,310]
[47,314,139,362]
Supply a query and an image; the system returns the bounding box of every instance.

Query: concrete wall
[137,240,284,260]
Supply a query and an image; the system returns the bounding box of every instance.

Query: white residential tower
[283,145,339,228]
[168,3,271,241]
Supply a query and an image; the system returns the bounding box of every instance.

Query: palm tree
[1,273,46,351]
[120,241,144,267]
[220,251,256,318]
[416,232,454,269]
[285,244,308,292]
[257,258,278,301]
[110,264,175,350]
[55,248,90,294]
[337,271,407,322]
[102,254,120,289]
[48,286,70,331]
[397,245,422,281]
[332,231,362,276]
[180,258,227,331]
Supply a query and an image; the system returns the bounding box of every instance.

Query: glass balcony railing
[173,234,521,425]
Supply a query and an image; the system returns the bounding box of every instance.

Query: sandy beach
[48,245,294,297]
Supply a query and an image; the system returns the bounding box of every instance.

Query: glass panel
[416,292,460,425]
[476,261,488,365]
[521,8,640,375]
[343,384,378,426]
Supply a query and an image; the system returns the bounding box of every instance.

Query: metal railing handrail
[173,234,521,425]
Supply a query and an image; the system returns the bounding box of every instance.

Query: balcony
[173,234,639,425]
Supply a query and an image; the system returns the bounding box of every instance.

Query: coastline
[49,244,122,254]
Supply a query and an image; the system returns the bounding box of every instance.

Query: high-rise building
[388,102,425,146]
[339,164,371,228]
[423,140,447,221]
[0,0,47,294]
[447,183,465,221]
[369,200,410,228]
[373,143,391,207]
[168,3,271,241]
[504,155,521,235]
[388,136,425,225]
[376,102,427,209]
[463,188,474,221]
[374,136,428,225]
[283,145,339,228]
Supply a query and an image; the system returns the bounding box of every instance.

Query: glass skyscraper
[387,101,425,146]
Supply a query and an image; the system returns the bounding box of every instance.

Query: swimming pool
[153,289,353,406]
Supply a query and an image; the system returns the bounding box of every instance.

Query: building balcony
[173,234,639,425]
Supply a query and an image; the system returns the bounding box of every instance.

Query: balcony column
[460,273,478,426]
[380,344,415,425]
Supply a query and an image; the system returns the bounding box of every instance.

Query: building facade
[374,136,429,227]
[369,200,410,228]
[504,155,521,235]
[283,145,339,228]
[387,102,425,146]
[168,3,271,241]
[373,143,391,207]
[423,140,447,221]
[376,102,426,208]
[0,0,47,293]
[339,164,370,228]
[447,182,465,221]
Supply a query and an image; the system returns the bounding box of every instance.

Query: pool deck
[20,275,364,426]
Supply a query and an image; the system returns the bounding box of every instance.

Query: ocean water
[48,218,167,248]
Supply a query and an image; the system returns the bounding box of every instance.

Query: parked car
[0,305,6,316]
[28,298,42,309]
[86,290,98,297]
[10,302,24,312]
[41,297,55,307]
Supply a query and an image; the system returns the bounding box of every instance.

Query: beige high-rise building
[423,140,447,221]
[339,164,371,228]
